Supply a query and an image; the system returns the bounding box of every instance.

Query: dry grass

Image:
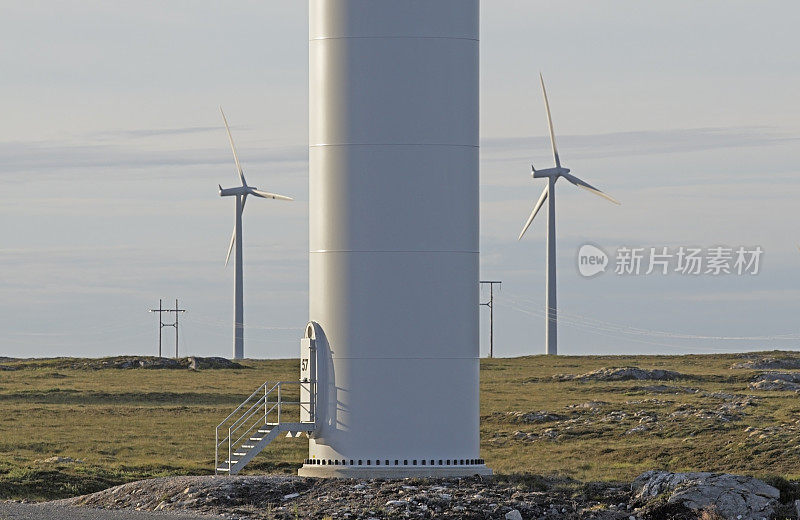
[479,353,800,482]
[0,352,798,499]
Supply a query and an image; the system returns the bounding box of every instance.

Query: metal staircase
[215,380,316,475]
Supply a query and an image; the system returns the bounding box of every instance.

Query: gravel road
[0,502,227,520]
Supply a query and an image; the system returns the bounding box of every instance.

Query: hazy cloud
[0,141,307,175]
[482,127,799,162]
[95,125,223,139]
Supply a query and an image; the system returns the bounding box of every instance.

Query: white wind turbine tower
[217,107,292,360]
[518,74,620,355]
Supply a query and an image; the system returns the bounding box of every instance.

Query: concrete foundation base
[298,464,492,478]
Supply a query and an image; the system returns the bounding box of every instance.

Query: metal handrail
[216,380,277,430]
[215,381,286,446]
[229,386,275,431]
[216,392,310,450]
[231,401,278,448]
[215,380,315,474]
[216,396,268,450]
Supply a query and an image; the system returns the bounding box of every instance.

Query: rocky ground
[749,373,800,392]
[3,471,781,520]
[488,389,769,444]
[731,358,800,371]
[3,353,800,516]
[0,356,244,371]
[484,358,800,465]
[551,368,688,383]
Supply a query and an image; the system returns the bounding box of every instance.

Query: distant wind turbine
[217,107,292,360]
[517,74,620,356]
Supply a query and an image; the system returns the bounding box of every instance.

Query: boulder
[555,367,685,382]
[187,357,243,370]
[64,356,244,370]
[138,358,181,369]
[632,470,779,520]
[35,456,83,464]
[638,384,699,394]
[505,411,563,424]
[732,357,800,370]
[749,372,800,392]
[102,357,182,370]
[566,400,609,410]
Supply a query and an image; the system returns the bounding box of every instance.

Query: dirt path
[0,502,227,520]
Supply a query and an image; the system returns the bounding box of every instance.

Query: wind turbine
[517,74,620,355]
[217,107,292,360]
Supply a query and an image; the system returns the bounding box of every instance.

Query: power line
[181,313,301,331]
[502,292,800,351]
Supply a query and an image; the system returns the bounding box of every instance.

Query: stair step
[215,380,315,474]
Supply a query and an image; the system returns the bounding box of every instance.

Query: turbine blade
[562,172,621,205]
[225,194,247,267]
[219,106,247,187]
[518,185,549,240]
[540,73,560,168]
[224,227,235,267]
[248,188,293,201]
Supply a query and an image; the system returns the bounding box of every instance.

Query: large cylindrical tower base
[298,462,491,479]
[306,0,485,478]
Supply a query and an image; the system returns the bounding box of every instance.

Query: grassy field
[0,353,798,500]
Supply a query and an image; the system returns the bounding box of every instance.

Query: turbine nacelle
[531,165,570,178]
[219,185,249,197]
[217,107,293,270]
[518,73,620,243]
[219,183,294,199]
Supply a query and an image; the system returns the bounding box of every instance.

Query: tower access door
[214,324,319,475]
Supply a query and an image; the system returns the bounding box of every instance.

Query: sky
[1,1,799,359]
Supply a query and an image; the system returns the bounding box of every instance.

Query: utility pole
[149,299,186,358]
[480,281,501,358]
